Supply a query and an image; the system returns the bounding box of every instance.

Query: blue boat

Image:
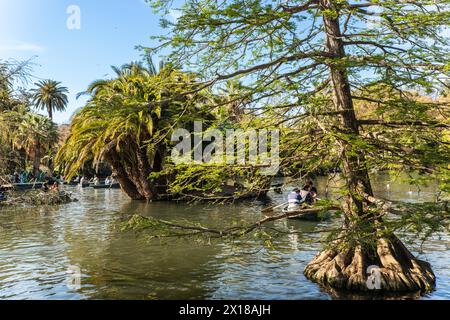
[91,183,121,189]
[11,183,44,191]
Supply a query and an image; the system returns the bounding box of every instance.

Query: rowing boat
[91,183,121,189]
[282,206,331,221]
[0,183,44,191]
[63,181,78,186]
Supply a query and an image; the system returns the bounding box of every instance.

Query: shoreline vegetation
[0,190,77,207]
[1,0,449,298]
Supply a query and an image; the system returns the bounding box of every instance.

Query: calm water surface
[0,174,448,300]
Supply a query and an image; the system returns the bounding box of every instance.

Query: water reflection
[0,174,448,300]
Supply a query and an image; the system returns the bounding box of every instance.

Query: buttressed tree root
[304,235,435,293]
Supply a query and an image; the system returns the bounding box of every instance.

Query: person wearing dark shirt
[300,185,315,205]
[306,179,318,202]
[42,182,49,192]
[13,172,20,183]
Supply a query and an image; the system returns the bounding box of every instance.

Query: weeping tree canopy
[137,0,450,293]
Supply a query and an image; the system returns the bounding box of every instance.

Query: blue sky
[0,0,177,124]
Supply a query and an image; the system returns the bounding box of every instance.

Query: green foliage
[0,190,77,207]
[147,0,449,188]
[151,163,271,201]
[56,64,212,180]
[1,62,59,178]
[31,79,68,120]
[135,1,450,255]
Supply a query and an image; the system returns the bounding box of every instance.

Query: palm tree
[16,113,58,176]
[76,60,159,100]
[57,65,212,200]
[1,107,58,176]
[32,80,69,121]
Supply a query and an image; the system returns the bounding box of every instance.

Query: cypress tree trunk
[304,0,435,294]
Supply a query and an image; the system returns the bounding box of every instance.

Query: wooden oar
[262,201,288,213]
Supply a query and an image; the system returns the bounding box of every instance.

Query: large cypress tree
[147,0,449,292]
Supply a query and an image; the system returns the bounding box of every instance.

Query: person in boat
[38,170,46,182]
[79,176,87,186]
[92,175,100,186]
[287,187,303,210]
[12,172,20,183]
[28,172,36,183]
[306,179,317,194]
[0,191,7,202]
[306,180,318,202]
[105,176,112,185]
[299,185,315,205]
[50,181,60,192]
[20,170,28,183]
[42,182,50,192]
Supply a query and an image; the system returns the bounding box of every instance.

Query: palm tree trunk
[105,144,158,201]
[136,146,157,199]
[105,150,145,200]
[48,101,53,121]
[303,0,435,294]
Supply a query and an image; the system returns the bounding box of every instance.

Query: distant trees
[0,61,60,178]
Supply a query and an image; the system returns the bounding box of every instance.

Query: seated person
[306,180,319,202]
[306,180,317,193]
[300,185,315,205]
[92,176,100,185]
[49,181,60,192]
[42,182,50,192]
[0,191,7,202]
[12,172,20,183]
[287,188,303,210]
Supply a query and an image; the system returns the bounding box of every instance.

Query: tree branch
[358,120,449,128]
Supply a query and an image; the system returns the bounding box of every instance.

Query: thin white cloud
[0,40,44,53]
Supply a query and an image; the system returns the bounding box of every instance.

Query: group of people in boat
[78,175,117,186]
[287,180,318,211]
[0,174,61,202]
[10,170,51,184]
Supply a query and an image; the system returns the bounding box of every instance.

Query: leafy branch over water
[120,200,449,251]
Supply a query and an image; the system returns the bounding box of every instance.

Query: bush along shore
[0,190,78,207]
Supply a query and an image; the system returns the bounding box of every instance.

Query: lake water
[0,174,448,300]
